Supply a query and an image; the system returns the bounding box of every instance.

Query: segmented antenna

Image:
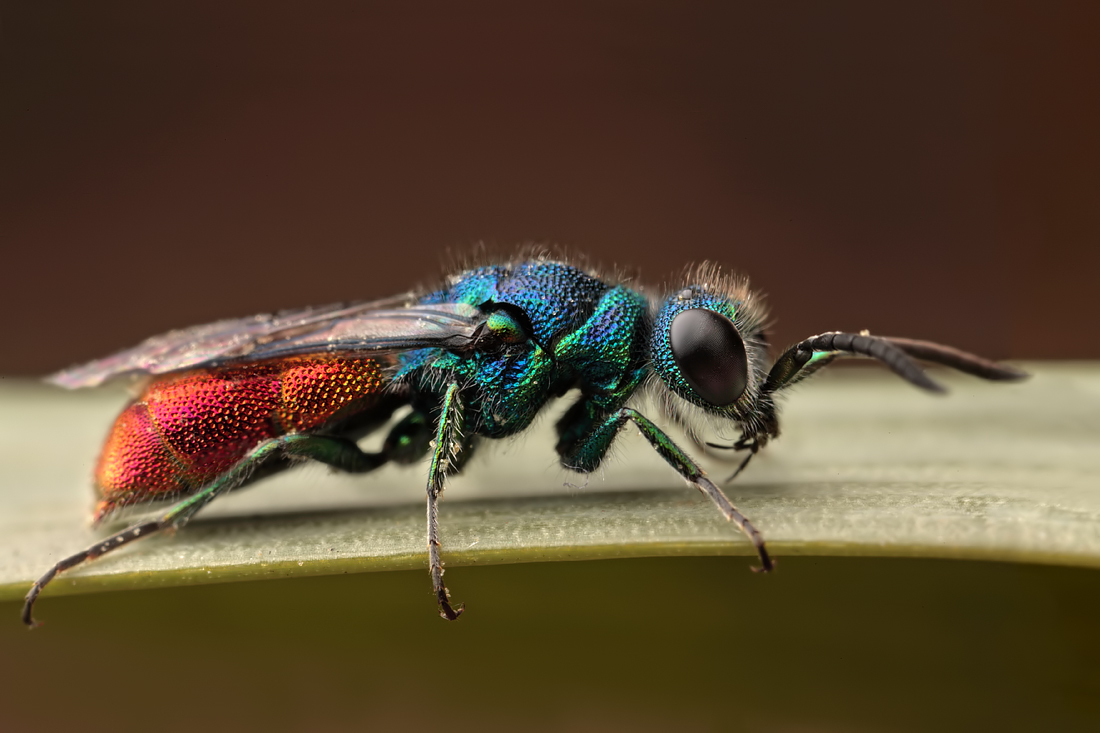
[882,337,1028,381]
[762,331,1028,397]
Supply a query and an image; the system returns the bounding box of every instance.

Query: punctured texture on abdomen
[93,356,389,521]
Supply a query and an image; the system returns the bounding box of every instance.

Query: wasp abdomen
[93,356,390,520]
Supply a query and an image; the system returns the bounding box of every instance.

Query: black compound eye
[669,309,748,406]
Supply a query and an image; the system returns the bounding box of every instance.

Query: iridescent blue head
[650,263,771,437]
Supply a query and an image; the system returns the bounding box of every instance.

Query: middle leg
[426,382,466,620]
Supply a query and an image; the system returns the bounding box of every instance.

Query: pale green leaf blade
[0,363,1096,602]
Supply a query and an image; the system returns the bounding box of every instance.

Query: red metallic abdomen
[94,355,391,521]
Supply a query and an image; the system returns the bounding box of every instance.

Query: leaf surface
[1,364,1096,602]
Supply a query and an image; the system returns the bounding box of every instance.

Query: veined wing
[50,294,485,388]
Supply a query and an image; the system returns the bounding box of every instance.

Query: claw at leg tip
[439,602,465,621]
[21,601,40,629]
[751,558,776,574]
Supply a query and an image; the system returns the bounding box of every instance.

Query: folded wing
[50,295,485,388]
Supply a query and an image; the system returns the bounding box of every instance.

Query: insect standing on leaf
[23,253,1026,627]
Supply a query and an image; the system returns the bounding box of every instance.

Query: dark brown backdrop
[3,1,1098,375]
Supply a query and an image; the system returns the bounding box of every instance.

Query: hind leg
[22,424,431,628]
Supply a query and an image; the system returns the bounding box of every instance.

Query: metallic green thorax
[400,262,649,439]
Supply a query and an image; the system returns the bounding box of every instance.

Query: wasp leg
[24,436,286,627]
[426,383,466,620]
[307,406,482,622]
[280,435,391,472]
[291,408,435,474]
[284,413,486,620]
[556,403,773,573]
[22,430,414,629]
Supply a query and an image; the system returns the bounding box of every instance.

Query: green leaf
[0,363,1096,603]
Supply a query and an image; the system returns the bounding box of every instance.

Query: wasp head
[649,263,778,448]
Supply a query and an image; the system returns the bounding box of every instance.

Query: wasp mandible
[23,255,1026,626]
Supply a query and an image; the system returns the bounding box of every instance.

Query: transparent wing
[50,294,485,388]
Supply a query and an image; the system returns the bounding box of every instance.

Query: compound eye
[669,309,748,406]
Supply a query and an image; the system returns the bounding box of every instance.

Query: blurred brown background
[3,1,1098,375]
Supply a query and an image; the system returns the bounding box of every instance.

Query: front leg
[557,401,773,572]
[427,383,466,620]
